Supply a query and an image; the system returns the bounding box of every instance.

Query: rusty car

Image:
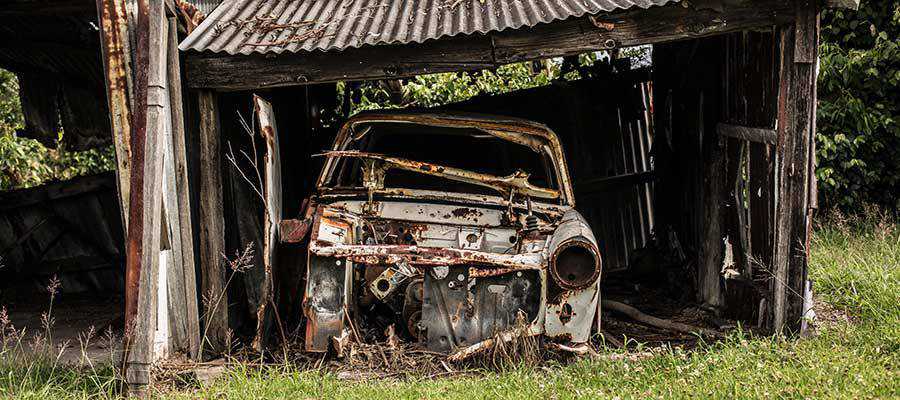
[283,111,602,359]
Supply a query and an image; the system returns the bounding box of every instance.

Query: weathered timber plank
[158,18,184,360]
[786,2,819,334]
[197,89,228,355]
[184,0,795,91]
[124,0,164,395]
[185,36,495,91]
[772,2,818,334]
[493,0,794,63]
[165,15,201,360]
[794,0,819,64]
[250,95,282,351]
[717,123,777,144]
[95,0,133,227]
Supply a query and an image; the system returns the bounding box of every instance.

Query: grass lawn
[2,217,897,399]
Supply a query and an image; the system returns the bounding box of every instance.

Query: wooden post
[164,15,201,360]
[198,89,228,355]
[772,0,819,334]
[251,95,282,351]
[698,93,727,312]
[95,0,133,226]
[124,0,166,395]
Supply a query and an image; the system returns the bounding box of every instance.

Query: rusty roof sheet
[179,0,678,55]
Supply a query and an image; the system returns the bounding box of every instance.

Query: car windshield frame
[316,112,575,206]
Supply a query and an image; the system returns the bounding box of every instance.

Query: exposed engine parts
[300,201,602,356]
[293,112,603,359]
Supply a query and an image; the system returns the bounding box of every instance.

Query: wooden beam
[717,123,777,144]
[771,0,818,335]
[184,0,795,91]
[163,16,201,360]
[197,89,228,355]
[124,0,164,395]
[95,0,133,226]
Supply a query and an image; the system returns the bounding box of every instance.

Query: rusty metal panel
[182,0,223,15]
[303,255,348,352]
[179,0,678,55]
[422,267,541,352]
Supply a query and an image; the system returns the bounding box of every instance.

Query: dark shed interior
[0,0,125,360]
[194,27,810,350]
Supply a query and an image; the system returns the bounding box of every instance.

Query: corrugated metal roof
[180,0,678,55]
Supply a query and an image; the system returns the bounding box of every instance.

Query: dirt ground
[3,292,124,364]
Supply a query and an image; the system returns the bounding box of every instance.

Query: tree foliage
[0,3,895,209]
[0,69,115,191]
[816,1,900,210]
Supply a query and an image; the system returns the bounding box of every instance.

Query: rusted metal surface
[95,0,133,225]
[279,218,312,243]
[178,0,677,55]
[123,0,151,342]
[423,267,542,352]
[310,242,545,269]
[321,150,560,200]
[317,111,576,205]
[296,112,603,356]
[175,0,205,32]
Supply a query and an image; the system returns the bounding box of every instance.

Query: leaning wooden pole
[123,0,167,395]
[165,15,201,360]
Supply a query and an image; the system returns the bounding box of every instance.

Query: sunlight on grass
[165,216,899,400]
[1,216,897,399]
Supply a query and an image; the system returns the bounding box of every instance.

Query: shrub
[816,1,900,210]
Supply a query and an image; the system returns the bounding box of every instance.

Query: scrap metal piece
[369,260,416,301]
[320,150,560,200]
[304,255,348,352]
[422,266,541,352]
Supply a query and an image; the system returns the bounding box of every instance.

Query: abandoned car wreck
[287,112,602,355]
[0,0,861,395]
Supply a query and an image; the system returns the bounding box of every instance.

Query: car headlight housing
[550,238,601,290]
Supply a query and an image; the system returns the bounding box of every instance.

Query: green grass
[2,218,898,399]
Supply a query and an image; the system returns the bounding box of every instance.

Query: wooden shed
[74,0,861,394]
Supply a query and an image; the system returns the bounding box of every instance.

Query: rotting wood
[95,0,133,227]
[772,1,818,334]
[716,123,777,144]
[184,0,795,90]
[124,0,165,395]
[158,16,183,358]
[166,15,201,360]
[197,89,228,355]
[122,0,150,390]
[250,95,282,352]
[601,300,722,338]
